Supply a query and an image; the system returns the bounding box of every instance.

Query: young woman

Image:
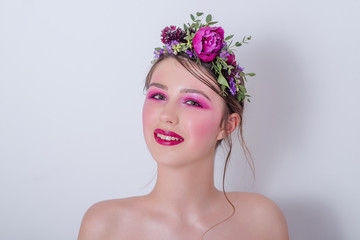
[78,13,289,240]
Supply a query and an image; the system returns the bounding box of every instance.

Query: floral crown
[152,12,255,103]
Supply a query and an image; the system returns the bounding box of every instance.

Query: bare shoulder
[227,192,289,240]
[77,197,143,240]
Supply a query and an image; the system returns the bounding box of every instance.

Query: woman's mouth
[154,129,184,146]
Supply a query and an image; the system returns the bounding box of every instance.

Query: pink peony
[193,27,224,62]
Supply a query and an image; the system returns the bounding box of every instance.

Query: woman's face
[142,58,226,167]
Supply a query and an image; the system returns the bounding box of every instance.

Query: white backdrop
[1,0,359,239]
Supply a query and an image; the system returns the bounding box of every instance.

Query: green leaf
[235,42,242,47]
[190,14,195,21]
[155,47,161,51]
[216,61,222,71]
[225,35,234,41]
[207,21,218,25]
[239,85,247,93]
[206,14,212,23]
[183,24,187,30]
[196,12,203,16]
[222,63,228,70]
[238,92,244,102]
[217,73,230,88]
[246,73,256,77]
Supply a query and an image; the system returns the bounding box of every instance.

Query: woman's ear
[216,113,240,140]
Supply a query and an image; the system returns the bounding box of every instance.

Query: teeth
[156,133,183,141]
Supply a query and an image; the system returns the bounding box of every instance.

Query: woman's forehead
[150,58,220,93]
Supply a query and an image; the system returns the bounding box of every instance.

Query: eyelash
[184,99,202,108]
[148,92,203,108]
[149,93,166,100]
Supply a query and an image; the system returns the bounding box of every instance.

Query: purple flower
[193,27,224,62]
[229,78,237,96]
[154,49,164,59]
[161,26,186,44]
[165,44,173,54]
[186,49,195,58]
[219,50,229,60]
[237,64,244,72]
[171,40,179,45]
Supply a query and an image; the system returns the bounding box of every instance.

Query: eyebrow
[148,82,211,102]
[180,88,211,101]
[148,82,167,90]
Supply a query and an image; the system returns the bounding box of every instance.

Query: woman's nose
[159,102,179,125]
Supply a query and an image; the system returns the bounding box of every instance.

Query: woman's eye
[185,100,202,107]
[151,93,166,100]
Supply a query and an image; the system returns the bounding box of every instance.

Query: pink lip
[154,128,184,146]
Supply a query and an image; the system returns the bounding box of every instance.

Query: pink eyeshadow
[182,95,211,109]
[146,89,167,100]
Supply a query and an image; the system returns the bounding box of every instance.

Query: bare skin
[78,192,288,240]
[78,58,289,240]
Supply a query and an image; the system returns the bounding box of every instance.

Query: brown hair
[144,53,254,236]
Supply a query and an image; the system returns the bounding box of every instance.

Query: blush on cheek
[142,101,155,139]
[187,111,222,140]
[142,102,154,128]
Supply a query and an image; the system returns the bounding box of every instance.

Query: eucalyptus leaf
[206,14,212,23]
[246,73,256,77]
[196,12,203,16]
[155,47,161,51]
[235,42,242,47]
[225,35,234,41]
[208,21,218,25]
[190,14,195,21]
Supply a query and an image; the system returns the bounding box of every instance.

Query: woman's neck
[147,156,222,217]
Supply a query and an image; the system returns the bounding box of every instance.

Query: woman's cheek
[186,110,222,140]
[142,102,155,135]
